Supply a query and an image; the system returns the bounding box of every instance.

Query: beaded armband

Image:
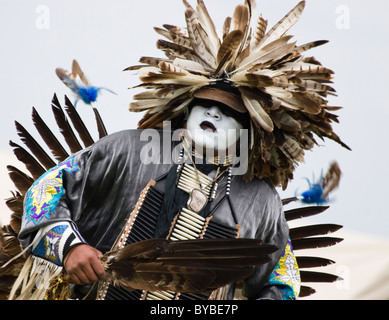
[32,222,86,266]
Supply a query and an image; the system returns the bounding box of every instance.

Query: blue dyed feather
[297,162,341,205]
[300,180,327,205]
[56,60,116,107]
[77,86,101,105]
[298,171,328,205]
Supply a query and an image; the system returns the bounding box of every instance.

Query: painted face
[186,104,244,152]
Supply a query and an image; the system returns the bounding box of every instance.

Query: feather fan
[101,238,277,293]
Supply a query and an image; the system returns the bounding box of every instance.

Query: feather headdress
[126,0,350,189]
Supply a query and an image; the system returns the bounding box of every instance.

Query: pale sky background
[0,0,388,245]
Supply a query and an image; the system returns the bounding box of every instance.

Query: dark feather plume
[296,256,335,268]
[299,286,316,297]
[289,224,343,240]
[14,121,56,170]
[5,192,24,219]
[51,94,83,154]
[6,166,34,195]
[282,197,298,206]
[292,237,343,251]
[300,270,340,283]
[64,96,95,147]
[9,141,45,180]
[0,275,17,299]
[92,108,108,139]
[31,107,69,162]
[284,205,329,221]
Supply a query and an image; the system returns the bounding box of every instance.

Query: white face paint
[186,104,243,152]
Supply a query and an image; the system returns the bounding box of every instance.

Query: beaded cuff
[32,222,86,266]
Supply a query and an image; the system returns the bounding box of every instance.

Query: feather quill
[92,108,108,139]
[284,206,329,221]
[185,8,217,68]
[64,96,95,148]
[296,256,335,269]
[258,1,305,49]
[71,59,90,86]
[9,141,45,180]
[6,166,34,195]
[173,58,210,75]
[322,161,341,198]
[196,0,220,52]
[253,14,268,46]
[295,40,329,54]
[239,88,274,132]
[157,39,194,58]
[5,192,24,218]
[51,95,83,154]
[31,107,69,162]
[291,237,343,251]
[215,30,244,75]
[289,224,343,240]
[14,121,56,170]
[236,37,296,73]
[300,270,340,283]
[230,4,249,35]
[222,17,232,40]
[282,197,298,206]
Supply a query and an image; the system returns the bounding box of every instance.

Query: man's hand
[63,244,106,285]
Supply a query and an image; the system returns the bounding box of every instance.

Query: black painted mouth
[200,121,217,132]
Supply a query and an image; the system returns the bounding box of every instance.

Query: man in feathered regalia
[0,0,348,300]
